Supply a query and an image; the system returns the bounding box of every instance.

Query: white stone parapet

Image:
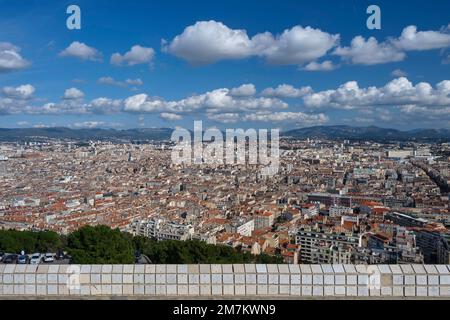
[1,264,449,298]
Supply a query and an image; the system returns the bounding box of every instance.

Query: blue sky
[1,0,450,130]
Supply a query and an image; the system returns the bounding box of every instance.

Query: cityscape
[1,0,450,302]
[0,131,449,265]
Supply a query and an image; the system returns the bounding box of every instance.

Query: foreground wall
[1,264,450,298]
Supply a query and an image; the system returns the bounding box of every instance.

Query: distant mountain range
[0,125,449,142]
[0,127,173,142]
[283,125,450,142]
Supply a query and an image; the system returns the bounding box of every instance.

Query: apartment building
[329,205,353,217]
[254,211,275,230]
[225,217,255,236]
[295,227,359,264]
[131,218,194,241]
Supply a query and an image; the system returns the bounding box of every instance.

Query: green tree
[0,230,35,252]
[0,230,64,253]
[1,227,285,264]
[35,231,64,252]
[67,225,134,264]
[138,239,284,264]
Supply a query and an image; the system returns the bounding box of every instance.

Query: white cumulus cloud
[0,42,30,72]
[229,84,256,97]
[111,45,155,66]
[162,21,254,64]
[98,76,127,87]
[126,78,143,86]
[89,97,122,114]
[207,112,240,123]
[124,88,288,115]
[98,77,144,88]
[160,112,182,121]
[334,36,405,65]
[302,77,450,111]
[258,26,339,65]
[261,84,312,98]
[334,25,450,66]
[59,41,102,61]
[302,60,338,71]
[2,84,35,99]
[162,20,339,66]
[393,25,450,51]
[243,111,329,125]
[63,87,85,100]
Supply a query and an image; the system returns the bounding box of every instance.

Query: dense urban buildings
[1,136,449,265]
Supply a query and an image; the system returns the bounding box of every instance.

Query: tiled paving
[1,264,449,298]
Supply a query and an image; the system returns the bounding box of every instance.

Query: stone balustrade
[1,264,450,298]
